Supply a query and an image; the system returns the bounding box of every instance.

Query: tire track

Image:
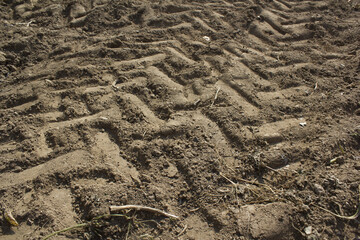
[1,0,358,239]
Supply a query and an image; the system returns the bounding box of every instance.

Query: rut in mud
[0,0,359,239]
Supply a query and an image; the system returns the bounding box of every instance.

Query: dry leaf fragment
[4,209,19,227]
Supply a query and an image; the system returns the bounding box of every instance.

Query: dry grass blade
[43,223,88,240]
[42,214,127,240]
[110,205,179,219]
[220,172,277,195]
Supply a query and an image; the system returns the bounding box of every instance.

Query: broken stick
[110,205,179,219]
[210,87,221,107]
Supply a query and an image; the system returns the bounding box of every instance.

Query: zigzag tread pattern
[0,0,359,239]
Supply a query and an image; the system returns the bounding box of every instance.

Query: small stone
[15,3,32,17]
[165,163,178,178]
[262,133,283,144]
[236,202,293,239]
[0,51,6,65]
[313,183,325,195]
[70,3,86,19]
[13,166,22,173]
[203,36,211,42]
[27,219,34,226]
[301,204,310,212]
[8,65,17,72]
[304,226,312,235]
[70,15,87,27]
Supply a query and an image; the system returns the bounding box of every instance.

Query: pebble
[165,163,178,178]
[304,226,312,235]
[299,122,307,127]
[70,3,86,19]
[203,36,211,42]
[0,51,6,65]
[13,166,22,173]
[14,3,32,17]
[8,65,17,72]
[313,183,325,195]
[70,15,87,27]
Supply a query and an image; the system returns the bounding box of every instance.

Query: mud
[0,0,359,239]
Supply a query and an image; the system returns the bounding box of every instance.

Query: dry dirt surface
[0,0,360,239]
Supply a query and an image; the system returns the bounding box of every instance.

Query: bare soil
[0,0,359,239]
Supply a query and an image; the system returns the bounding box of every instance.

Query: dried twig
[220,172,240,205]
[222,172,277,195]
[291,221,306,237]
[9,20,34,27]
[112,80,119,89]
[220,172,237,186]
[315,185,360,220]
[177,224,188,236]
[316,205,359,220]
[264,165,289,177]
[110,205,179,219]
[239,177,277,195]
[189,207,200,212]
[125,219,132,240]
[210,87,221,107]
[112,76,129,89]
[26,20,33,27]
